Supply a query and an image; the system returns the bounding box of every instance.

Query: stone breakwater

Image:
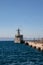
[25,41,43,51]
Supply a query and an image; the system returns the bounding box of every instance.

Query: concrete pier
[25,41,43,51]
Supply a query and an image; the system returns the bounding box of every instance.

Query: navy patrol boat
[15,28,25,43]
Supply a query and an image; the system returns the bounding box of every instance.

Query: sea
[0,41,43,65]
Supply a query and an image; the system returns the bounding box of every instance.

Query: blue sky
[0,0,43,38]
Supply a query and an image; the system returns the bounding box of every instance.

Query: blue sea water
[0,41,43,65]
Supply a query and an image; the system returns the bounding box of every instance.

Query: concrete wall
[25,41,43,51]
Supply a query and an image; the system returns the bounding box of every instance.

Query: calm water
[0,41,43,65]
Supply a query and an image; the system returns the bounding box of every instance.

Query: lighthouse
[15,28,24,43]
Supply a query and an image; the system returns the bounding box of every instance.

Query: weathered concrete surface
[25,41,43,51]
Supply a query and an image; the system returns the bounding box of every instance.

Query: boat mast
[17,28,20,35]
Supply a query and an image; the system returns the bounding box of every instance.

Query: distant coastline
[0,37,14,41]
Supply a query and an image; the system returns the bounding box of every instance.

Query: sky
[0,0,43,38]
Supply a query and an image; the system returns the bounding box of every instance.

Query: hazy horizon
[0,37,43,41]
